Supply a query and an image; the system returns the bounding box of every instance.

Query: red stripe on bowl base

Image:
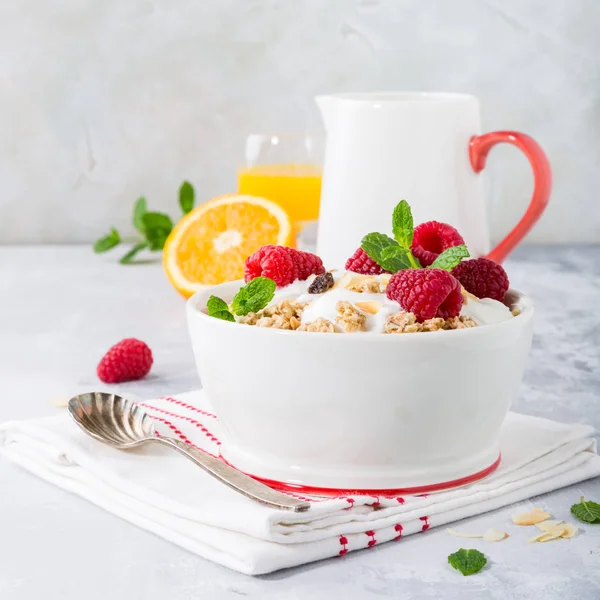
[223,455,501,498]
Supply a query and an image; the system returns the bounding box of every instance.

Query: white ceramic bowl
[187,282,533,494]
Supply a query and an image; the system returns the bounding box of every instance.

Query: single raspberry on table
[244,245,324,287]
[386,269,463,321]
[452,258,509,302]
[97,338,153,384]
[345,247,389,275]
[411,221,465,267]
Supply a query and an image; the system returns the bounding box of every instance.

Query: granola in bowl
[205,200,516,334]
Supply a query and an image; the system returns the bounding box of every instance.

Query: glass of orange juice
[238,133,323,249]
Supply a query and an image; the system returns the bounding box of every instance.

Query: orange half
[163,194,294,298]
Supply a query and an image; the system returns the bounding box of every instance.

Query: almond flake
[334,272,354,289]
[355,301,382,315]
[461,287,479,302]
[512,508,551,526]
[559,523,578,538]
[536,520,565,532]
[482,529,508,542]
[446,528,483,539]
[537,529,564,543]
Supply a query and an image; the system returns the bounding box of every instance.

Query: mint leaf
[231,277,276,316]
[429,244,470,270]
[379,245,413,272]
[571,496,600,524]
[361,233,398,266]
[119,242,147,264]
[448,548,487,576]
[179,181,195,215]
[93,228,120,253]
[207,295,235,322]
[392,200,414,248]
[142,212,174,251]
[133,197,148,233]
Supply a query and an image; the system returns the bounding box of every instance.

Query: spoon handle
[154,436,311,512]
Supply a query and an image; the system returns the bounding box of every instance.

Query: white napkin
[1,391,599,575]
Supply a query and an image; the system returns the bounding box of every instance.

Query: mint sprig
[93,181,196,264]
[179,181,195,215]
[231,277,276,316]
[359,200,470,273]
[360,200,421,272]
[207,296,235,322]
[361,233,397,264]
[448,548,487,576]
[392,199,414,248]
[429,244,470,270]
[93,228,120,253]
[571,496,600,524]
[379,245,413,272]
[207,277,277,321]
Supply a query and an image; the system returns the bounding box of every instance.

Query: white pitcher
[316,92,551,268]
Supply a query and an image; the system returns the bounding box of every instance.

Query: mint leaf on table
[142,212,174,251]
[179,181,195,215]
[361,233,398,264]
[448,548,487,576]
[230,277,276,316]
[429,244,470,270]
[571,496,600,524]
[207,296,235,322]
[392,199,414,248]
[379,245,413,272]
[120,242,148,265]
[93,228,121,253]
[133,197,148,233]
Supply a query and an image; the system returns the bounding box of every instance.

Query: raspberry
[411,221,465,267]
[386,269,463,322]
[244,246,324,287]
[289,248,326,280]
[345,248,389,275]
[97,338,153,384]
[452,258,509,302]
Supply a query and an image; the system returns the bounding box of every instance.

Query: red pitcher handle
[469,131,552,264]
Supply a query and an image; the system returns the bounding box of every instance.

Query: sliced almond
[512,508,551,526]
[528,530,564,543]
[355,301,382,315]
[559,523,578,538]
[536,520,565,532]
[446,528,483,539]
[482,528,509,542]
[460,287,479,302]
[335,272,354,290]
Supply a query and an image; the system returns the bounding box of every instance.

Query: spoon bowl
[68,392,154,448]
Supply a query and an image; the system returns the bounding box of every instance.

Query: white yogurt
[269,271,513,333]
[460,295,513,325]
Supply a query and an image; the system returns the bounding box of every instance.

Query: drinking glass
[238,133,323,249]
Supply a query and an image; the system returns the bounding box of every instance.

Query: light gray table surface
[0,245,598,599]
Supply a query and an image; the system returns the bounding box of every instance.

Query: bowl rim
[187,280,533,341]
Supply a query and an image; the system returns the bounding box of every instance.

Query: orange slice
[163,194,294,298]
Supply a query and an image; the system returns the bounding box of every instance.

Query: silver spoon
[67,392,310,512]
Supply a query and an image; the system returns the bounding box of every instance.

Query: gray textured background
[1,0,599,244]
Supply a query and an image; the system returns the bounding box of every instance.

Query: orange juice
[237,164,321,223]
